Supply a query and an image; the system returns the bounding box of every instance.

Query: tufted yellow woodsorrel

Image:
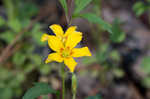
[41,24,91,72]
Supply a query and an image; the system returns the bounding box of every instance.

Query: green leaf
[23,82,59,99]
[29,54,41,66]
[31,24,44,46]
[79,13,112,33]
[0,31,15,43]
[24,64,35,73]
[0,16,5,26]
[82,56,97,65]
[113,68,124,78]
[133,2,149,16]
[110,19,125,43]
[110,50,120,61]
[96,44,109,64]
[13,52,26,66]
[21,19,30,28]
[0,88,13,99]
[18,2,38,19]
[75,0,80,6]
[148,0,150,3]
[142,77,150,88]
[74,0,92,14]
[8,19,22,32]
[86,94,102,99]
[141,56,150,74]
[59,0,68,14]
[0,67,12,80]
[42,95,49,99]
[39,64,51,75]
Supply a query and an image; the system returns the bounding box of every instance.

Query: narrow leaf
[74,0,92,14]
[0,16,5,26]
[133,2,149,16]
[23,82,59,99]
[110,19,125,43]
[59,0,68,14]
[141,56,150,74]
[80,13,112,33]
[0,31,15,43]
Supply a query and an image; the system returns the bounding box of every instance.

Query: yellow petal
[45,53,63,63]
[72,47,92,57]
[48,36,64,52]
[64,26,77,37]
[49,24,64,36]
[65,32,82,49]
[41,33,50,42]
[64,57,77,72]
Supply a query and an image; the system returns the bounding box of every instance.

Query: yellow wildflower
[41,24,92,72]
[41,24,79,43]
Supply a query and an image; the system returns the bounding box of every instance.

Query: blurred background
[0,0,150,99]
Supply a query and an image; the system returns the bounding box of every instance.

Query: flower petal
[48,36,64,52]
[41,33,50,42]
[64,26,77,37]
[72,47,92,57]
[49,24,64,36]
[65,32,82,49]
[64,57,77,72]
[45,53,63,63]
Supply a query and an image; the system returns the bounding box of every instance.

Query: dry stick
[129,81,144,99]
[4,43,21,63]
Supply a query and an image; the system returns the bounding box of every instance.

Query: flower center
[62,50,70,58]
[60,47,71,58]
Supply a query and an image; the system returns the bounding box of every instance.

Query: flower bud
[72,73,77,94]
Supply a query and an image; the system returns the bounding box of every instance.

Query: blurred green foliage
[0,0,52,99]
[23,82,60,99]
[133,0,150,16]
[110,19,125,43]
[74,0,92,14]
[141,56,150,88]
[85,94,102,99]
[60,0,68,14]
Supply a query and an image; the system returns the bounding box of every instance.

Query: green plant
[133,0,150,16]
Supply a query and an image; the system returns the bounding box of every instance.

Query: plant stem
[61,64,65,99]
[72,91,76,99]
[72,73,77,99]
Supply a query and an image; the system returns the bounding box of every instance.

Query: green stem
[61,64,65,99]
[72,73,77,99]
[72,91,76,99]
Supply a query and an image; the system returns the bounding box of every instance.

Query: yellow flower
[41,24,79,43]
[41,24,92,72]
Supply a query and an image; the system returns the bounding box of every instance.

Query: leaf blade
[110,19,125,43]
[74,0,92,14]
[59,0,68,14]
[79,13,112,33]
[23,82,59,99]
